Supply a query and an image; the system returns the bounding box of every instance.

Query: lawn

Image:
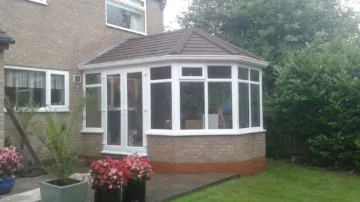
[171,160,360,202]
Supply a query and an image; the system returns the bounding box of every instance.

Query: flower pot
[40,178,88,202]
[94,189,122,202]
[0,177,15,195]
[123,179,146,202]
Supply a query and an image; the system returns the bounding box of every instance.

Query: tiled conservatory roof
[84,27,264,65]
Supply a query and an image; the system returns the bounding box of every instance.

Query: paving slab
[0,172,239,202]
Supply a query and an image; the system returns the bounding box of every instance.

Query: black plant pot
[94,189,122,202]
[123,179,146,202]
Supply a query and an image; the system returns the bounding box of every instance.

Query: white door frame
[101,67,147,155]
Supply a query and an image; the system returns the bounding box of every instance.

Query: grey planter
[40,179,88,202]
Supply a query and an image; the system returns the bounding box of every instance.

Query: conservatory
[79,28,268,175]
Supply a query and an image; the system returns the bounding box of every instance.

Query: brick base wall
[147,133,266,176]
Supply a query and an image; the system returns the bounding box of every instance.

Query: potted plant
[0,146,23,195]
[122,153,153,202]
[90,157,131,202]
[38,97,89,202]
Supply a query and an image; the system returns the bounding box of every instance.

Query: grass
[171,160,360,202]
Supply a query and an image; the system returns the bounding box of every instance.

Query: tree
[179,0,360,92]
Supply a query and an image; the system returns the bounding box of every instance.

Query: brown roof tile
[85,28,264,65]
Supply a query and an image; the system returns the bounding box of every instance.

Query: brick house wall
[148,133,266,176]
[0,0,164,158]
[0,50,4,148]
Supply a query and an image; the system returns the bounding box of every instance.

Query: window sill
[106,23,146,36]
[101,150,147,156]
[146,128,266,136]
[27,0,47,5]
[81,128,104,134]
[4,107,69,113]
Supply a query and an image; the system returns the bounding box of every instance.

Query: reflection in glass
[239,83,250,128]
[182,68,202,77]
[251,84,260,127]
[107,74,121,145]
[127,72,143,147]
[208,66,231,78]
[86,87,101,128]
[208,82,232,129]
[180,82,204,130]
[151,82,172,129]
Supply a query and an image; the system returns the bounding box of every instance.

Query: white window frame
[4,66,69,112]
[147,62,264,136]
[27,0,47,5]
[82,72,104,133]
[149,66,172,130]
[105,0,147,35]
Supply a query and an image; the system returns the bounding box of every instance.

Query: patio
[0,170,239,202]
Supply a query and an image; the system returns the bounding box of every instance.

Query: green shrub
[269,40,360,170]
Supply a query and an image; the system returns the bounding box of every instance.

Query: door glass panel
[127,72,143,147]
[107,74,121,145]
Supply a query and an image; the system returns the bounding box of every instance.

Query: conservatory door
[103,69,146,155]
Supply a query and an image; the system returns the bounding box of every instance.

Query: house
[0,29,15,148]
[1,0,268,176]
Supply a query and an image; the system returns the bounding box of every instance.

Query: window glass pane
[86,87,101,128]
[250,69,260,82]
[150,66,171,80]
[182,67,202,77]
[238,67,249,80]
[208,66,231,78]
[151,83,172,129]
[180,82,204,130]
[251,84,260,127]
[239,83,249,128]
[106,0,145,33]
[208,83,232,129]
[5,69,46,107]
[128,0,144,7]
[127,72,143,147]
[107,74,121,145]
[86,73,101,85]
[51,74,65,105]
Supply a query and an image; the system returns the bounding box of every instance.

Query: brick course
[147,133,266,175]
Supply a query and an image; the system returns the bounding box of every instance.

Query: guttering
[78,55,269,70]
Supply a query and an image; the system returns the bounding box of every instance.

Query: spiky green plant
[37,96,90,185]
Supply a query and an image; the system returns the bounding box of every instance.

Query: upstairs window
[106,0,146,34]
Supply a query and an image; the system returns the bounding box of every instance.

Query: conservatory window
[180,82,205,130]
[150,67,172,129]
[238,67,261,128]
[85,73,102,128]
[182,67,203,77]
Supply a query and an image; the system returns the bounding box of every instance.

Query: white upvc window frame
[82,72,104,133]
[4,66,69,112]
[147,62,264,136]
[105,0,147,35]
[28,0,47,5]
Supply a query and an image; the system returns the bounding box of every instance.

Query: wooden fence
[264,109,306,156]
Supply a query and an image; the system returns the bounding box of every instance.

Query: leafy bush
[269,40,360,170]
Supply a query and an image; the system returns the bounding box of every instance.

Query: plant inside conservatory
[37,97,89,202]
[0,146,23,195]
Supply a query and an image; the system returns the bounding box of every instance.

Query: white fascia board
[78,55,269,71]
